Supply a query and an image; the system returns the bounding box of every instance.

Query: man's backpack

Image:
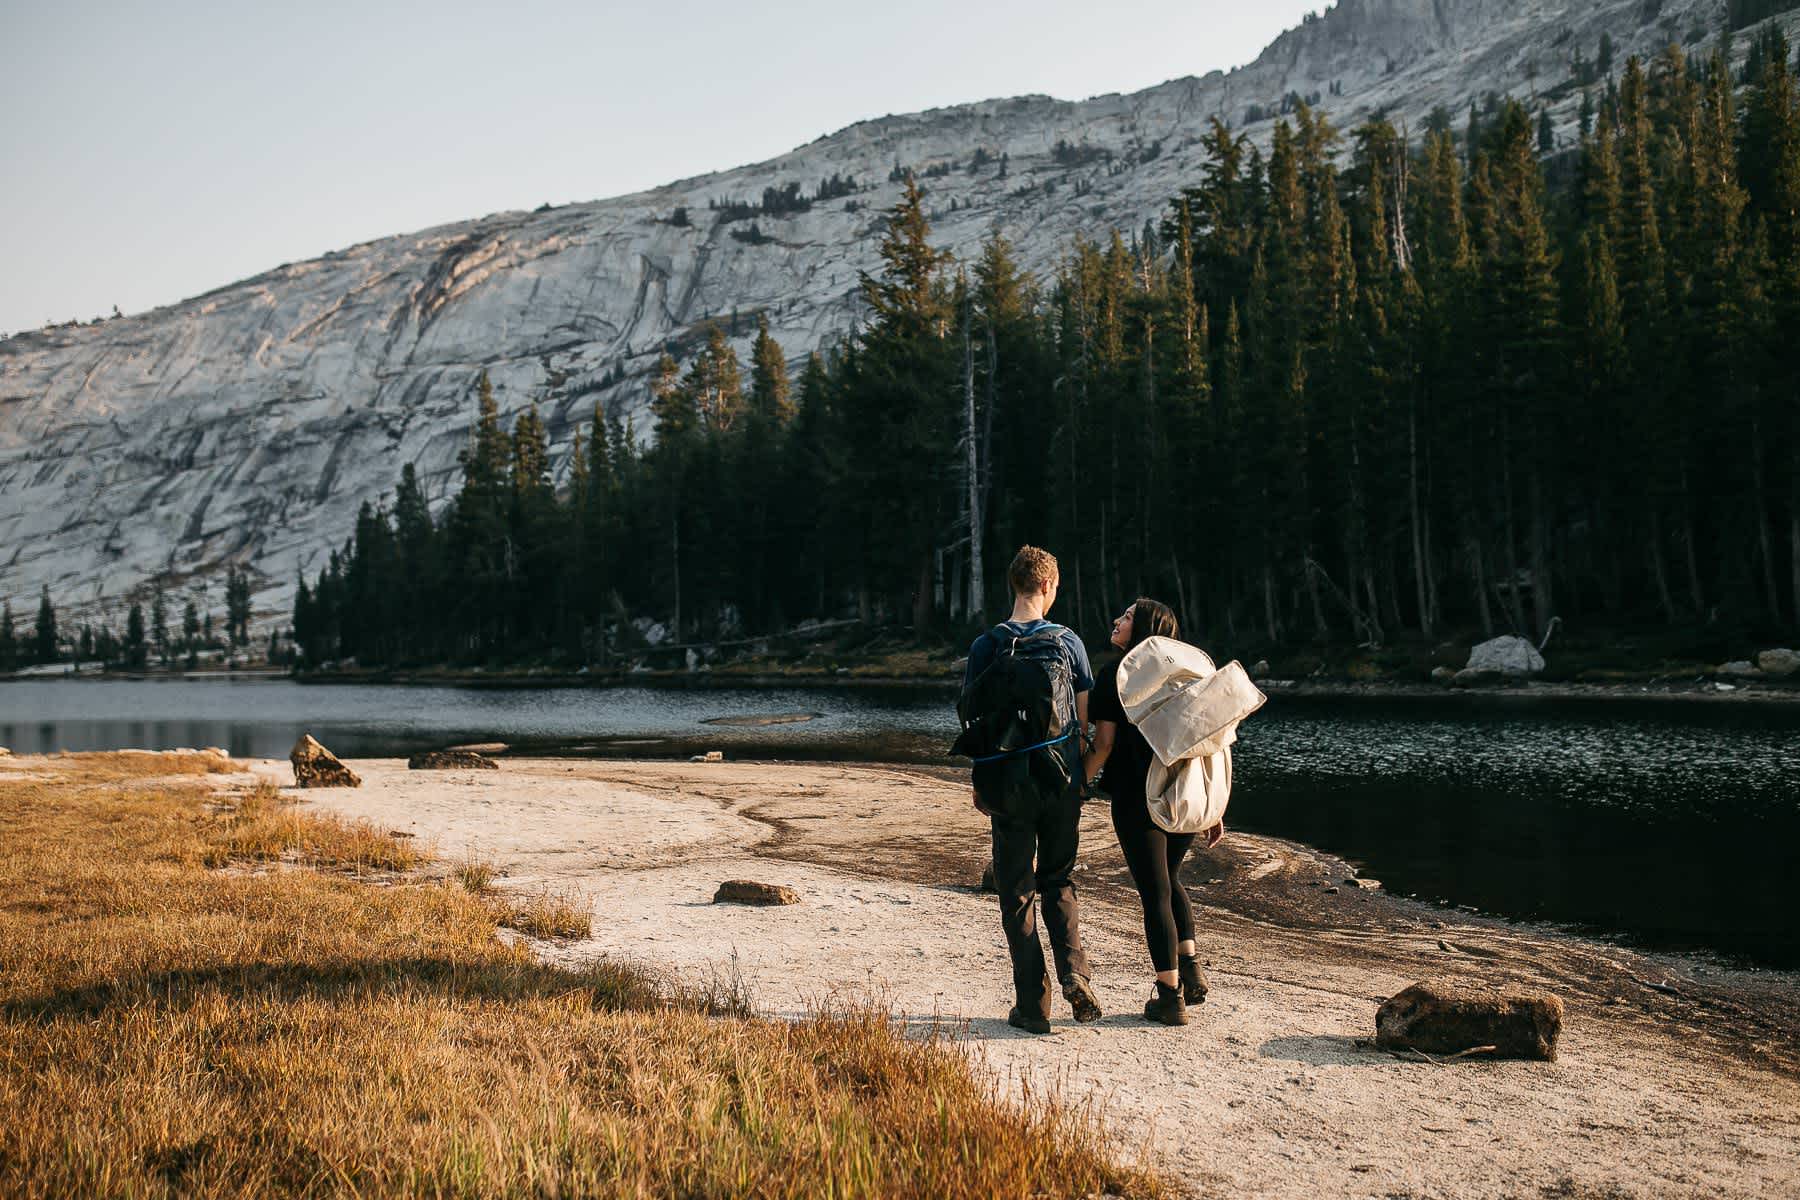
[951,626,1077,790]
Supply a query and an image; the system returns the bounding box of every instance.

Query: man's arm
[1082,719,1114,783]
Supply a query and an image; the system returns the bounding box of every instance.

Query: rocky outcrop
[2,1,1779,630]
[713,880,800,906]
[407,749,499,770]
[1377,978,1563,1061]
[289,734,360,788]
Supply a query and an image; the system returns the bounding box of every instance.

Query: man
[963,545,1101,1034]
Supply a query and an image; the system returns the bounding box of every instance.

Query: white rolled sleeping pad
[1115,636,1268,834]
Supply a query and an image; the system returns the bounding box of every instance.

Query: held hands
[1203,820,1226,849]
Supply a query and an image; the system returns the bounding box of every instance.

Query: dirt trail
[267,758,1800,1200]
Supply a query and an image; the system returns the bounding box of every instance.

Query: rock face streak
[0,0,1754,630]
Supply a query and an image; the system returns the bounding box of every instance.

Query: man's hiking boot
[1178,954,1209,1005]
[1144,981,1188,1026]
[1064,976,1103,1024]
[1007,1006,1052,1035]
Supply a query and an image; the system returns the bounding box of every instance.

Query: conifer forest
[292,41,1800,669]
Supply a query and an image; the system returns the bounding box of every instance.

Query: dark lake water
[4,679,1796,968]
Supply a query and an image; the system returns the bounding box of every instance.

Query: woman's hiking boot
[1064,976,1103,1023]
[1144,980,1187,1026]
[1007,1006,1052,1035]
[1178,954,1209,1005]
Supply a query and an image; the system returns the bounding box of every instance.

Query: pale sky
[0,0,1323,336]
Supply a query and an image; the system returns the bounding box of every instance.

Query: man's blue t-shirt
[963,619,1095,695]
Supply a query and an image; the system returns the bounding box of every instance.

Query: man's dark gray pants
[982,758,1090,1017]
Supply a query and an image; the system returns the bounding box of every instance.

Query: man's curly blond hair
[1007,545,1059,597]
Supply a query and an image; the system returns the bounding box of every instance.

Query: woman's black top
[1089,655,1154,803]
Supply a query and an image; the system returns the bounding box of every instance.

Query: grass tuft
[453,850,498,893]
[500,883,594,939]
[0,763,1165,1199]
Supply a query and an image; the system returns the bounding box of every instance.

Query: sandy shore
[233,755,1798,1199]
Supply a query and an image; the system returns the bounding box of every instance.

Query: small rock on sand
[290,734,361,789]
[713,880,800,906]
[408,749,499,770]
[690,750,724,763]
[0,747,11,757]
[1376,978,1563,1061]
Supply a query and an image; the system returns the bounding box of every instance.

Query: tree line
[292,38,1800,669]
[3,567,261,672]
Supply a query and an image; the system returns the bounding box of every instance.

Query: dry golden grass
[203,780,426,872]
[47,747,239,780]
[501,883,595,940]
[0,764,1164,1199]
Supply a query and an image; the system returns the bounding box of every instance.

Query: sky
[0,0,1322,336]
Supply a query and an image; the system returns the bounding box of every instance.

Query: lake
[4,678,1796,968]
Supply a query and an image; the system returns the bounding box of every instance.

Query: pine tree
[447,370,514,657]
[183,599,201,669]
[850,177,955,630]
[748,314,793,424]
[125,601,147,670]
[151,584,169,665]
[33,586,57,664]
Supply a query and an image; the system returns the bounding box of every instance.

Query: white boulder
[1467,635,1545,677]
[1754,649,1798,678]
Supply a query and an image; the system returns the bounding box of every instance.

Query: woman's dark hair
[1125,597,1179,651]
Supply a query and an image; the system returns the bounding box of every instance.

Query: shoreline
[11,665,1800,704]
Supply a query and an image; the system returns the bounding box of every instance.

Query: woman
[1083,598,1222,1026]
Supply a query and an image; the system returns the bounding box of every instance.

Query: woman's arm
[1083,721,1117,785]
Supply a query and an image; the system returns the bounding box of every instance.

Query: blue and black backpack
[951,625,1077,793]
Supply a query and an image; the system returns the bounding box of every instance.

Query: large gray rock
[289,734,360,789]
[1755,648,1799,678]
[1377,978,1563,1061]
[1718,661,1763,679]
[0,0,1753,635]
[1467,635,1545,677]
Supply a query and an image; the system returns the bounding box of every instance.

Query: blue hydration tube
[971,730,1075,765]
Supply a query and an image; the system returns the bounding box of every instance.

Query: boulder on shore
[1430,666,1456,684]
[1376,978,1563,1061]
[713,880,800,906]
[1452,667,1503,688]
[1718,660,1763,679]
[1755,648,1799,678]
[290,734,361,789]
[408,749,499,770]
[1467,635,1545,677]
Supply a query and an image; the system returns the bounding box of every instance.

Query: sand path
[261,757,1800,1200]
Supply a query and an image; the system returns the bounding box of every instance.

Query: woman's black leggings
[1111,794,1197,972]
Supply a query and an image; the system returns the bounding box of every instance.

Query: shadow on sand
[1256,1033,1396,1067]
